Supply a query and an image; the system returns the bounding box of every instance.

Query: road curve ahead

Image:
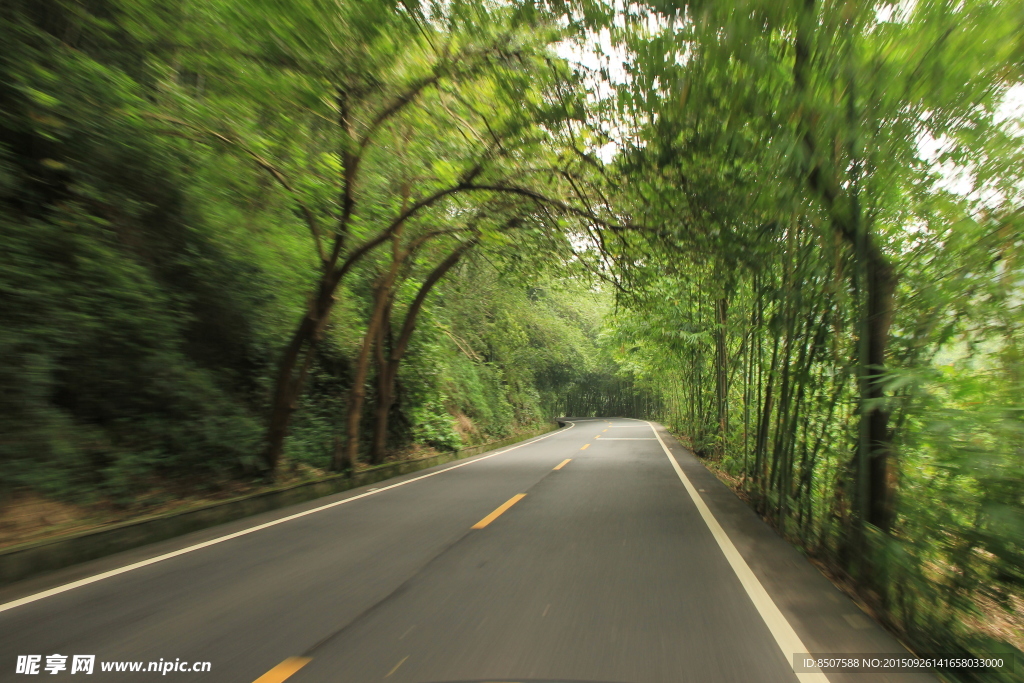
[0,419,932,683]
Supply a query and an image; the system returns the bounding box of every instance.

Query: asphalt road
[0,419,935,683]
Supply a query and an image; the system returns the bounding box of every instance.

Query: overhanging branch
[146,113,328,266]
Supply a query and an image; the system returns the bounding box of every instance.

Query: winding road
[0,419,934,682]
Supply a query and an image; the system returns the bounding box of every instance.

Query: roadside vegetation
[1,0,1021,678]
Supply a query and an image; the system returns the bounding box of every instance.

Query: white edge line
[646,421,830,683]
[0,422,576,615]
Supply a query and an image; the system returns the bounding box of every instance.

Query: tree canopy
[1,0,1022,675]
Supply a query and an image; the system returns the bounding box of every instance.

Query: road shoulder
[650,422,936,683]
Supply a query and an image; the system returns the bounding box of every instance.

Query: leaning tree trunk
[369,351,399,465]
[368,241,476,463]
[262,211,423,473]
[263,280,338,472]
[368,296,394,465]
[335,269,399,471]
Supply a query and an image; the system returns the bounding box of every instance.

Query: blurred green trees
[2,0,1022,674]
[0,0,626,497]
[590,0,1024,674]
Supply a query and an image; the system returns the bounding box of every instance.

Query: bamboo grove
[596,0,1024,671]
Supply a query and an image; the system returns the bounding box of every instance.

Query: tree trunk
[263,282,336,472]
[368,240,476,462]
[755,327,780,506]
[264,207,428,474]
[864,251,896,532]
[336,270,398,471]
[714,296,729,453]
[368,296,394,464]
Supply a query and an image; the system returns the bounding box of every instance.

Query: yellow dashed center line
[385,656,409,678]
[253,657,311,683]
[553,458,572,470]
[472,494,527,529]
[580,443,590,450]
[603,429,608,432]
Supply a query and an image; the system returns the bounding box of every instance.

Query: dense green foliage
[591,0,1024,674]
[1,0,1022,676]
[0,0,625,497]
